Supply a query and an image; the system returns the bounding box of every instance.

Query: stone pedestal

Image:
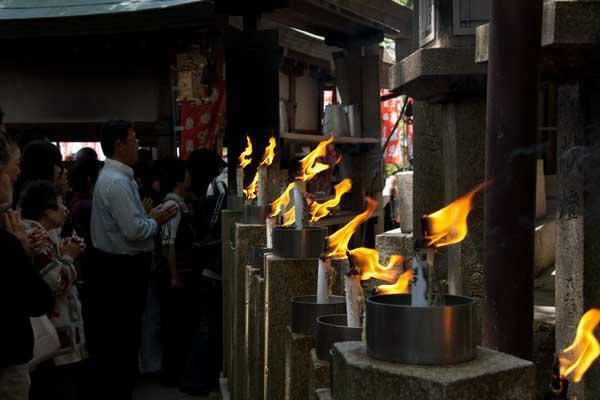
[245,266,261,400]
[330,342,535,400]
[316,388,333,400]
[285,326,315,400]
[375,230,413,269]
[252,274,266,400]
[555,82,600,400]
[395,171,413,233]
[309,348,330,400]
[222,209,242,384]
[233,223,266,400]
[264,255,319,400]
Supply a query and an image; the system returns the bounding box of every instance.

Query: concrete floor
[133,377,221,400]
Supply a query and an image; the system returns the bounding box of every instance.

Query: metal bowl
[272,226,327,259]
[366,294,476,365]
[243,204,270,224]
[315,314,363,361]
[290,295,346,336]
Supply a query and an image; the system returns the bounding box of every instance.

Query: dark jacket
[0,228,54,367]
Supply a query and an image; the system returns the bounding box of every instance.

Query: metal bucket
[315,314,363,361]
[249,246,273,276]
[291,295,346,336]
[366,294,476,365]
[272,227,327,259]
[243,204,270,224]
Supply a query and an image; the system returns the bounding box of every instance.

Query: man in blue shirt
[87,120,176,400]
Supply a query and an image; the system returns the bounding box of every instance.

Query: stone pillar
[221,209,242,385]
[233,223,266,400]
[308,349,330,400]
[330,342,535,400]
[264,255,319,400]
[253,274,266,400]
[556,82,600,399]
[245,266,261,400]
[285,327,315,400]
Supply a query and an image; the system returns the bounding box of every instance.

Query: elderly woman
[19,180,87,400]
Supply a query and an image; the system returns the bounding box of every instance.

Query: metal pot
[243,204,270,224]
[272,226,327,259]
[315,314,363,361]
[291,295,346,336]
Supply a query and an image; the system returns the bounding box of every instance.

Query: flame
[424,182,488,248]
[238,135,253,169]
[376,269,414,294]
[282,207,296,227]
[243,171,258,200]
[559,308,600,382]
[308,179,352,223]
[296,137,334,182]
[326,197,377,258]
[348,248,403,282]
[260,137,277,167]
[270,183,294,218]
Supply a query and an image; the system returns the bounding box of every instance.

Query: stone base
[285,326,315,400]
[375,230,413,269]
[331,342,535,400]
[309,348,330,400]
[264,255,319,400]
[252,275,266,400]
[316,388,333,400]
[245,266,261,400]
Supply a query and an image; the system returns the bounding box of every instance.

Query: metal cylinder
[366,294,476,365]
[249,246,273,276]
[290,295,346,336]
[272,227,327,259]
[243,204,270,224]
[316,314,362,361]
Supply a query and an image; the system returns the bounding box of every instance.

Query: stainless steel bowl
[315,314,362,361]
[366,294,476,365]
[243,204,270,224]
[272,227,327,259]
[290,295,346,336]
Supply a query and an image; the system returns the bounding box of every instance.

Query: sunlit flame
[238,135,253,169]
[559,308,600,382]
[376,269,414,294]
[326,197,377,259]
[282,207,296,227]
[348,248,403,282]
[270,183,294,218]
[308,179,352,223]
[424,182,488,248]
[243,171,258,201]
[260,137,277,167]
[296,137,334,182]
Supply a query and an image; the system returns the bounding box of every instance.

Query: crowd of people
[0,112,229,400]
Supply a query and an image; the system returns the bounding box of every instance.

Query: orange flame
[376,269,414,294]
[243,171,258,201]
[348,248,403,282]
[282,207,296,227]
[296,137,334,182]
[309,179,352,223]
[260,137,277,167]
[326,197,377,259]
[238,135,253,169]
[270,183,294,218]
[424,182,488,248]
[559,308,600,382]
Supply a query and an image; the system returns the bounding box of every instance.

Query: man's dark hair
[75,147,98,162]
[19,180,60,221]
[100,120,131,158]
[69,158,101,193]
[21,140,62,182]
[158,157,188,195]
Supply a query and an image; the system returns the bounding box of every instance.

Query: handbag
[29,315,60,369]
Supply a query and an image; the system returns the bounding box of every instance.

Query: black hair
[75,147,98,162]
[69,158,101,193]
[0,133,8,169]
[19,180,60,222]
[100,120,131,158]
[21,140,62,182]
[187,149,224,198]
[158,157,188,195]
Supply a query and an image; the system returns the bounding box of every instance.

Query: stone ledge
[389,47,486,101]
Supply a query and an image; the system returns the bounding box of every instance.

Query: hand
[60,237,85,259]
[142,197,154,214]
[149,204,178,226]
[3,210,51,256]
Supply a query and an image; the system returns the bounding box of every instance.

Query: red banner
[380,89,404,165]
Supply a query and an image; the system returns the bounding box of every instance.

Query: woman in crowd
[20,181,87,400]
[13,140,64,203]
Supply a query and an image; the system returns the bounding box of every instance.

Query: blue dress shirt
[91,158,157,255]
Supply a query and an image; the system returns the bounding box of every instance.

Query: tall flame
[243,171,259,200]
[348,248,403,282]
[309,179,352,223]
[260,137,277,167]
[296,137,334,182]
[270,183,294,218]
[376,269,414,294]
[238,135,253,169]
[559,308,600,382]
[326,197,377,259]
[424,182,488,248]
[282,207,296,227]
